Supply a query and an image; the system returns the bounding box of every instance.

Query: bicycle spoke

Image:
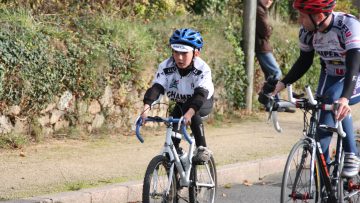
[189,156,217,203]
[143,155,177,203]
[281,140,319,203]
[339,175,360,202]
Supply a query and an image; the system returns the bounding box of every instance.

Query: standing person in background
[255,0,282,93]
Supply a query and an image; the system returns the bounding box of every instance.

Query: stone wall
[0,85,172,137]
[0,79,229,138]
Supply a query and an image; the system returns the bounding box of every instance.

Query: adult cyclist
[273,0,360,177]
[140,28,214,163]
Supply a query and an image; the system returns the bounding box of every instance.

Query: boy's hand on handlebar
[335,97,351,121]
[141,104,151,124]
[183,108,195,125]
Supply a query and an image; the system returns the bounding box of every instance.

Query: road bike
[134,115,217,203]
[268,85,360,203]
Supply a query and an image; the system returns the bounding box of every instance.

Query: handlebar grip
[135,116,192,144]
[287,85,296,103]
[177,117,193,144]
[337,121,346,138]
[135,117,144,143]
[305,86,317,105]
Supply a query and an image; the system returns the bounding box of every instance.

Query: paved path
[216,172,283,203]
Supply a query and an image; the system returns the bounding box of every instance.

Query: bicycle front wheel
[189,155,217,203]
[143,155,178,203]
[281,139,320,203]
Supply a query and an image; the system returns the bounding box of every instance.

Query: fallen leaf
[243,180,253,186]
[19,151,26,157]
[224,183,232,188]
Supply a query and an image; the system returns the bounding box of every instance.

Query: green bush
[0,133,28,149]
[0,8,158,114]
[191,0,229,15]
[215,23,247,109]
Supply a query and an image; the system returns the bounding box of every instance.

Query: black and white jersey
[299,12,360,76]
[152,57,214,103]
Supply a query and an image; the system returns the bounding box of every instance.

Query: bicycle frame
[304,107,344,201]
[274,85,348,202]
[135,116,216,197]
[161,125,196,187]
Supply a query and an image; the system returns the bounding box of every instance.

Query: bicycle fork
[289,141,337,202]
[164,163,175,196]
[194,163,216,189]
[290,140,318,200]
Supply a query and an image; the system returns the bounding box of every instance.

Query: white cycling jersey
[152,57,214,103]
[299,12,360,76]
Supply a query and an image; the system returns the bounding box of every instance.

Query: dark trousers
[171,97,213,148]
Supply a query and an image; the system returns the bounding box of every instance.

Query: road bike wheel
[338,151,360,203]
[143,155,178,203]
[189,155,217,203]
[339,174,360,203]
[281,140,320,203]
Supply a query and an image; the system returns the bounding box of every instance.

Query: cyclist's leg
[186,97,213,147]
[190,115,206,148]
[189,97,213,162]
[346,74,360,155]
[319,75,358,155]
[319,74,360,178]
[188,97,216,202]
[316,72,339,163]
[342,116,358,155]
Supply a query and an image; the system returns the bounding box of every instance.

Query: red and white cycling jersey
[299,12,360,76]
[152,57,214,103]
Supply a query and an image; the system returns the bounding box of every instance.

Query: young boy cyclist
[140,28,214,163]
[272,0,360,177]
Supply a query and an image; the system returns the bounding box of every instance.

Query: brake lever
[271,111,283,133]
[266,99,276,121]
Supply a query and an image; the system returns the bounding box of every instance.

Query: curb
[7,155,288,203]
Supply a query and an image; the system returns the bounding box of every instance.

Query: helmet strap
[309,13,331,32]
[192,49,200,61]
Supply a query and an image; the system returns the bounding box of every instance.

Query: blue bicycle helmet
[169,28,203,50]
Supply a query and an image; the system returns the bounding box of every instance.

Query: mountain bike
[134,115,217,203]
[268,85,360,203]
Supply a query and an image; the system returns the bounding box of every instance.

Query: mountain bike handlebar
[271,85,346,137]
[134,116,192,144]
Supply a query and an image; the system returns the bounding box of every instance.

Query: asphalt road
[215,172,283,203]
